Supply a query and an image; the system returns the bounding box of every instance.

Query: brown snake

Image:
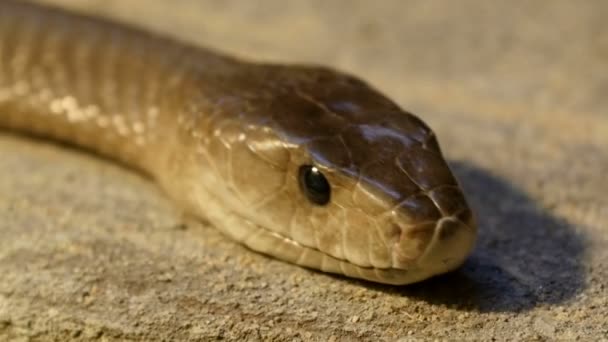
[0,1,476,285]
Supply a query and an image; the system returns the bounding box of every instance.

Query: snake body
[0,1,476,284]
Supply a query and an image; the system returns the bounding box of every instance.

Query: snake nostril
[391,221,435,269]
[387,224,402,244]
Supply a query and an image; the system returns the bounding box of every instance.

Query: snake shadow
[357,161,588,313]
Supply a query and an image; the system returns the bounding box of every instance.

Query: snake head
[191,65,476,285]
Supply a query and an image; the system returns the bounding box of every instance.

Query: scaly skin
[0,0,476,284]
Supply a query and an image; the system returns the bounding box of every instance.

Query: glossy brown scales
[192,64,475,275]
[0,0,476,284]
[218,65,469,225]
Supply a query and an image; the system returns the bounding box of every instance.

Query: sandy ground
[1,0,607,340]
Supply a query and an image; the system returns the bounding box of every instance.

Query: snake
[0,0,476,285]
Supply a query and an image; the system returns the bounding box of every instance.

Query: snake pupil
[298,165,331,205]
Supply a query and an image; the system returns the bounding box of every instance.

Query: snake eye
[298,165,331,205]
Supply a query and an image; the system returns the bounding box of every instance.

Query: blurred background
[2,1,606,340]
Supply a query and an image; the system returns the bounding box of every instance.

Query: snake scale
[0,0,476,284]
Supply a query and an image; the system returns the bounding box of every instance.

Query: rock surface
[1,0,607,340]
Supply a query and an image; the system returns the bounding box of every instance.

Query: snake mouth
[233,207,475,285]
[224,182,476,285]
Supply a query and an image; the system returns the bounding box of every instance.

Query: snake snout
[418,213,476,274]
[390,187,476,274]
